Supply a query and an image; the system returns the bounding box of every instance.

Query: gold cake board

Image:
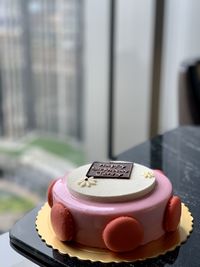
[36,202,193,263]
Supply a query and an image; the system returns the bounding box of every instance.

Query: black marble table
[9,126,199,267]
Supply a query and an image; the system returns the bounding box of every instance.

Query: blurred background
[0,0,200,233]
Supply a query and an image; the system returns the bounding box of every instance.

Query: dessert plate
[36,202,193,263]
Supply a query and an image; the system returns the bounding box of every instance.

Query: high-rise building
[0,0,83,140]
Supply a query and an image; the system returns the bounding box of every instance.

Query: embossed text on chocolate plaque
[86,162,133,179]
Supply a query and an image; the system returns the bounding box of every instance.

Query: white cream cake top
[66,162,156,202]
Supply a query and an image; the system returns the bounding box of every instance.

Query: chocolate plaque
[86,161,133,179]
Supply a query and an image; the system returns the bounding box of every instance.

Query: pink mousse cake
[47,161,181,253]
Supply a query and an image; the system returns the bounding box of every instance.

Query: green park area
[0,135,85,165]
[0,190,34,213]
[0,135,85,233]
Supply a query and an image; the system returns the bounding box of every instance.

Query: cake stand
[10,205,183,267]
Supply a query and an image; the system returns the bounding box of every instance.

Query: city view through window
[0,0,85,233]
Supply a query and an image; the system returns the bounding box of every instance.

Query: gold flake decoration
[77,177,97,187]
[143,171,155,179]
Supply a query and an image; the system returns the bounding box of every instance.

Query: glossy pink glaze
[52,170,172,248]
